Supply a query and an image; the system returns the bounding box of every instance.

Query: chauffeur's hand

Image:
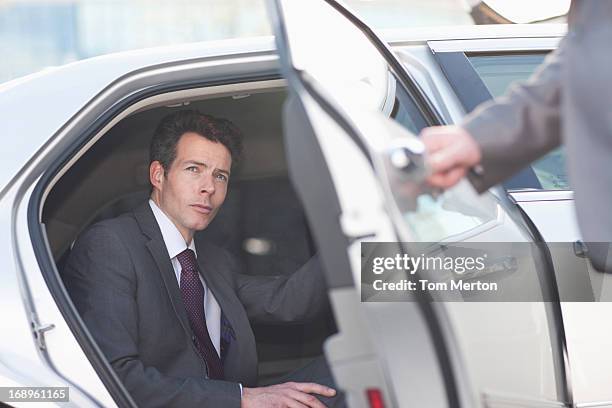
[420,125,482,189]
[241,381,336,408]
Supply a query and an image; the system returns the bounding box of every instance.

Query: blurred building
[0,0,271,83]
[0,0,567,84]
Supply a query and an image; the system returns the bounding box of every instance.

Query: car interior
[41,80,337,384]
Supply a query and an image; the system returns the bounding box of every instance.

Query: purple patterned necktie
[176,248,224,379]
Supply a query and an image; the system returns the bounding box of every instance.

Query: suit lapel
[194,239,240,344]
[133,203,192,337]
[194,238,256,376]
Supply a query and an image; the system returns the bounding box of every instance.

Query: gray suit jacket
[463,1,612,247]
[63,202,328,408]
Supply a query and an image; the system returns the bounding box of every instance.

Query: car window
[400,184,498,242]
[469,53,569,190]
[389,76,498,243]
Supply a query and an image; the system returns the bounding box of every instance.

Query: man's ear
[149,161,165,191]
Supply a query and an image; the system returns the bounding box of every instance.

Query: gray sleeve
[463,38,565,193]
[230,254,329,324]
[63,223,241,408]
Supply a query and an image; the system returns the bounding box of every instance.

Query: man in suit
[420,1,612,271]
[63,110,338,407]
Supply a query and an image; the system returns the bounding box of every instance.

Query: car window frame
[24,54,280,407]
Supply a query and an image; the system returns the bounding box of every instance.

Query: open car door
[268,1,573,407]
[267,1,478,407]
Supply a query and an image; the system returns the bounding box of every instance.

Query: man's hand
[420,125,482,189]
[241,382,336,408]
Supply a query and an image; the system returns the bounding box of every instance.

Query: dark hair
[149,110,243,173]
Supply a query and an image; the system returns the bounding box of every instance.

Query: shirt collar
[149,199,197,260]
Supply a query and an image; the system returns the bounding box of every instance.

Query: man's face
[150,132,232,243]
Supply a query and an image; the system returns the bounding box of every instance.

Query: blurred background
[0,0,569,85]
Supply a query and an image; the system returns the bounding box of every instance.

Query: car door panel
[426,36,612,404]
[392,36,571,406]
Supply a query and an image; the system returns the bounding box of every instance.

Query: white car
[1,0,610,407]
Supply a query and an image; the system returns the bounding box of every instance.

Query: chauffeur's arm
[462,40,565,192]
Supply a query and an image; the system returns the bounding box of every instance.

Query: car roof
[0,24,566,195]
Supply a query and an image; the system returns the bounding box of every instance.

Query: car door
[268,1,477,408]
[429,36,612,405]
[270,1,569,407]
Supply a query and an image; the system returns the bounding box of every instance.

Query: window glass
[389,78,498,243]
[469,53,569,190]
[400,185,498,242]
[469,54,545,96]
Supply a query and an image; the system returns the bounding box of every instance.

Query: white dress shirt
[149,199,222,356]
